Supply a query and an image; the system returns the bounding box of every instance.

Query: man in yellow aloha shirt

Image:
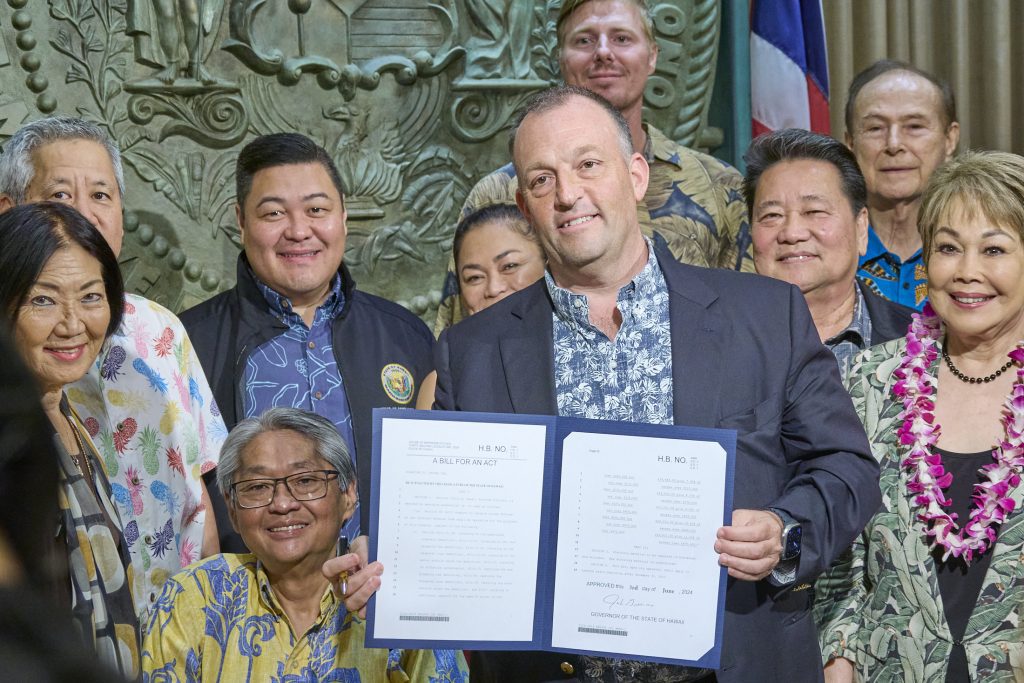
[142,408,467,682]
[434,0,752,333]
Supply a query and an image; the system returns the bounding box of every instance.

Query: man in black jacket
[746,128,915,378]
[180,133,434,560]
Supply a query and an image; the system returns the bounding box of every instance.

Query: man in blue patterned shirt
[844,60,960,310]
[434,86,880,683]
[181,134,434,583]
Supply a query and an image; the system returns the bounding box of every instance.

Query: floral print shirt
[547,244,709,683]
[142,554,469,682]
[814,336,1024,682]
[823,284,873,380]
[548,241,674,425]
[68,293,227,618]
[857,227,928,310]
[246,272,360,541]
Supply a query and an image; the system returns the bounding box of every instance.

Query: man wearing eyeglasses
[141,407,467,680]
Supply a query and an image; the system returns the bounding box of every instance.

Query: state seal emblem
[381,363,414,405]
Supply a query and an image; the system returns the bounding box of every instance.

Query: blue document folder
[366,408,736,669]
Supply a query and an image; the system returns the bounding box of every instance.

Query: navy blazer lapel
[499,283,558,414]
[660,256,726,428]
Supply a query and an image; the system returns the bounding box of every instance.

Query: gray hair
[508,85,634,177]
[216,408,356,496]
[0,115,126,204]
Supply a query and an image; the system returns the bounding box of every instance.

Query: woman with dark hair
[0,320,114,681]
[0,201,137,677]
[416,204,545,408]
[450,204,544,316]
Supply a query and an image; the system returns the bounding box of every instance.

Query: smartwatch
[770,508,802,561]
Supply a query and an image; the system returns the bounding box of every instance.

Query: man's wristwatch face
[781,523,802,561]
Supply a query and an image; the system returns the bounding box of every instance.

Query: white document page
[372,417,549,642]
[550,432,727,661]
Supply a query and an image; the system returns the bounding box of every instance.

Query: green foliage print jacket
[814,337,1024,682]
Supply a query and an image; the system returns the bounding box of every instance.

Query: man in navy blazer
[433,86,881,682]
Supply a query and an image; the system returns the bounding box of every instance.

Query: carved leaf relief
[11,0,721,320]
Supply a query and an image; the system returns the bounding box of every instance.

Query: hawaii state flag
[750,0,830,136]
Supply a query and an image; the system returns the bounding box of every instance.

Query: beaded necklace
[893,305,1024,562]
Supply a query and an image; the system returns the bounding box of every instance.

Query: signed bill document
[366,409,735,668]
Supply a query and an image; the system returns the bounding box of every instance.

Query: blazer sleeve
[768,284,882,585]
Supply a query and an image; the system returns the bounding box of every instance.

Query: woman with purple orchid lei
[894,303,1024,562]
[816,151,1024,683]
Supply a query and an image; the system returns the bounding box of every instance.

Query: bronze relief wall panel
[0,0,722,322]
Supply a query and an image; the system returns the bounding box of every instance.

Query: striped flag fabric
[750,0,830,136]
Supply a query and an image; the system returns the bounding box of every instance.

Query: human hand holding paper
[715,509,783,581]
[322,534,383,617]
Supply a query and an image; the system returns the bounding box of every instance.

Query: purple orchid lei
[892,303,1024,563]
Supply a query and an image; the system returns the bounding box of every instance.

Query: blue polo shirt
[856,227,928,310]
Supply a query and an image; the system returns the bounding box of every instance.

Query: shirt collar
[864,225,923,264]
[643,124,682,168]
[255,558,339,619]
[824,284,871,348]
[544,238,661,330]
[252,266,345,325]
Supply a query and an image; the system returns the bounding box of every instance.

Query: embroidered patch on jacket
[381,363,414,404]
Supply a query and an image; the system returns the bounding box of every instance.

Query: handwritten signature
[603,593,655,609]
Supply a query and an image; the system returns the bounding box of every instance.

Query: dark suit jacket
[859,281,915,346]
[434,246,881,683]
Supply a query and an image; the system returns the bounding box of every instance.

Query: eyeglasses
[230,470,340,509]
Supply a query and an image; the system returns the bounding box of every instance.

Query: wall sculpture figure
[0,0,724,323]
[463,0,534,80]
[127,0,226,84]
